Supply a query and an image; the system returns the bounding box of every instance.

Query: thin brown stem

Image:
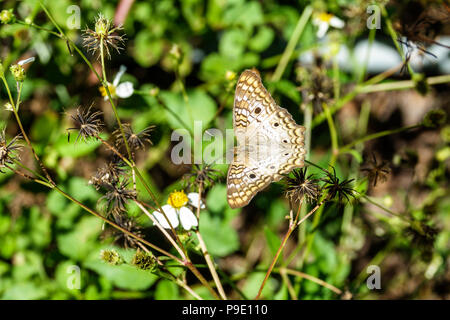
[194,182,227,300]
[255,199,304,300]
[278,267,342,295]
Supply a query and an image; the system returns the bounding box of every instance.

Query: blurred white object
[298,37,450,75]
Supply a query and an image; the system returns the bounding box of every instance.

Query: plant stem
[340,124,421,154]
[136,201,187,260]
[323,103,339,156]
[194,182,227,300]
[271,5,313,81]
[277,267,342,295]
[255,199,306,300]
[1,76,54,185]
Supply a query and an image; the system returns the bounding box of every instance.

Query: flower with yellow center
[167,190,189,209]
[152,190,204,230]
[99,65,133,100]
[312,12,345,38]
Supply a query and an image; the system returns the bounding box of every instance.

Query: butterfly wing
[227,163,273,209]
[227,69,306,208]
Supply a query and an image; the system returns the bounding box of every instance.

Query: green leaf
[206,184,228,213]
[160,89,217,132]
[249,26,275,52]
[57,216,102,261]
[219,28,248,59]
[2,282,47,300]
[199,212,239,257]
[223,1,264,31]
[133,33,164,67]
[264,226,282,257]
[270,80,301,104]
[68,177,99,201]
[11,251,45,281]
[85,259,157,291]
[242,272,275,299]
[343,149,363,163]
[54,132,104,158]
[200,53,237,82]
[267,198,289,228]
[155,279,179,300]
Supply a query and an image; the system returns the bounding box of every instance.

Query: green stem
[271,5,313,81]
[16,20,61,37]
[380,4,415,77]
[340,124,421,154]
[323,103,339,156]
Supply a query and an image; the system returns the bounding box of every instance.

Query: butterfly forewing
[227,69,306,209]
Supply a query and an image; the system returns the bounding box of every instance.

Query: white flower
[152,191,204,231]
[313,12,345,38]
[4,102,14,112]
[99,65,134,100]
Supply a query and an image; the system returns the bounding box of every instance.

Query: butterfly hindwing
[227,163,273,209]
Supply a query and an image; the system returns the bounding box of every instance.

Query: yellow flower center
[318,12,333,23]
[99,83,116,98]
[167,190,188,209]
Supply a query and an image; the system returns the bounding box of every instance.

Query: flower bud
[423,109,446,128]
[10,64,25,82]
[131,251,157,271]
[99,249,122,265]
[149,87,160,97]
[95,15,108,37]
[0,9,15,24]
[169,44,182,61]
[4,102,14,112]
[225,70,236,81]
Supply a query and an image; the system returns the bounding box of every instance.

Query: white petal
[312,17,321,26]
[153,205,179,229]
[329,16,345,29]
[116,82,134,98]
[179,207,198,230]
[113,65,127,86]
[316,22,329,38]
[18,57,35,66]
[187,193,205,209]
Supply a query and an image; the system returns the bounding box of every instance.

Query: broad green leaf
[160,89,217,132]
[264,226,282,257]
[199,212,239,257]
[84,259,157,291]
[155,279,179,300]
[219,28,248,59]
[249,26,275,52]
[57,216,102,261]
[54,132,104,158]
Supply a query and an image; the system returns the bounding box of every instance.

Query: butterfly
[226,69,306,209]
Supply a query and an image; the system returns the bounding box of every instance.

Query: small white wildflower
[99,65,134,100]
[313,12,345,38]
[152,191,204,231]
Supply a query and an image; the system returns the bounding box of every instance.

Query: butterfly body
[227,69,306,209]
